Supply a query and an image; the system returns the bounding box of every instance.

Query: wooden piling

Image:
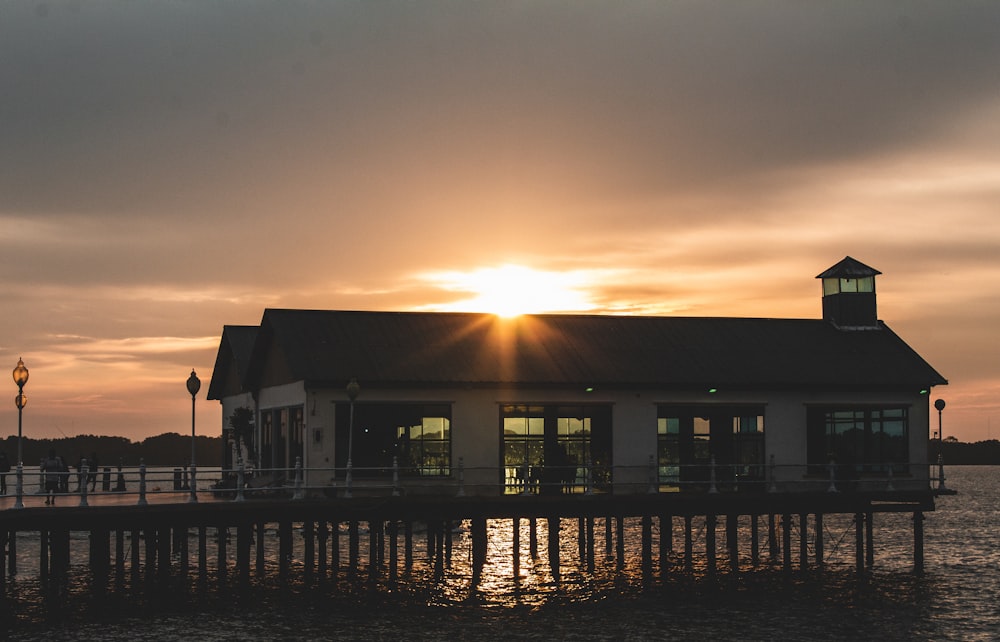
[256,521,266,578]
[854,512,864,574]
[782,514,792,572]
[683,515,693,571]
[799,513,808,570]
[215,526,229,585]
[705,514,717,574]
[388,520,398,585]
[547,516,560,582]
[865,511,874,568]
[726,514,738,572]
[512,517,520,580]
[814,513,824,567]
[304,521,315,580]
[530,517,538,559]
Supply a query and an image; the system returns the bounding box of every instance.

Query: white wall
[251,381,935,494]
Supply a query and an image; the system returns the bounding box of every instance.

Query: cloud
[0,2,997,440]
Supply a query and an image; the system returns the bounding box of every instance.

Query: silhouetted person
[88,452,99,491]
[76,454,87,492]
[0,451,9,495]
[42,449,62,505]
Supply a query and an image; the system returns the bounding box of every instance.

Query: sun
[423,264,596,317]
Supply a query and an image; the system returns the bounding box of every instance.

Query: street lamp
[345,377,360,498]
[934,398,946,491]
[186,369,201,503]
[12,358,28,510]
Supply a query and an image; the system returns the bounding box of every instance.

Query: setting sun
[421,265,597,317]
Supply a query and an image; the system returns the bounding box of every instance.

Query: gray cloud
[0,2,998,439]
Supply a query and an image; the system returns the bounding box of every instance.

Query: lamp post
[12,358,28,510]
[186,369,201,503]
[934,398,946,491]
[345,377,360,498]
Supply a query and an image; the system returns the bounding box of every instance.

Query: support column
[605,516,613,559]
[198,525,207,581]
[799,513,808,571]
[388,520,398,586]
[854,512,864,575]
[782,514,792,572]
[547,517,561,583]
[304,521,315,581]
[641,514,652,580]
[727,514,738,573]
[683,515,693,571]
[865,511,875,568]
[348,521,359,578]
[217,526,228,583]
[331,520,341,578]
[815,513,824,568]
[317,521,329,580]
[178,525,189,577]
[705,514,717,575]
[750,515,759,567]
[768,514,778,563]
[256,522,266,578]
[279,521,292,578]
[512,517,520,581]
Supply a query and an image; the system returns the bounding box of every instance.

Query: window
[657,405,765,488]
[501,404,612,495]
[397,412,451,476]
[259,405,305,470]
[336,403,451,477]
[823,276,874,295]
[806,406,909,474]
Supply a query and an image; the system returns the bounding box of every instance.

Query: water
[1,467,994,641]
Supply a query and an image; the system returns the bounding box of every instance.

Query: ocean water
[0,466,994,641]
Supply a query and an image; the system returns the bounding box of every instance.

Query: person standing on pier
[42,449,62,505]
[88,452,99,491]
[76,454,87,492]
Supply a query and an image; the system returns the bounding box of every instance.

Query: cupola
[816,256,881,329]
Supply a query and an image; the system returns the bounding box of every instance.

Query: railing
[0,454,944,509]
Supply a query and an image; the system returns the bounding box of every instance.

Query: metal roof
[230,308,946,393]
[816,256,882,279]
[206,325,258,400]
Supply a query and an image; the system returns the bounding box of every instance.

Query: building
[207,257,947,496]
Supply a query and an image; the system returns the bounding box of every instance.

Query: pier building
[0,257,951,599]
[208,256,946,498]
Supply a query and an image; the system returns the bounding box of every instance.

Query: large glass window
[657,405,765,489]
[336,403,451,477]
[806,406,909,474]
[502,404,612,495]
[258,405,306,472]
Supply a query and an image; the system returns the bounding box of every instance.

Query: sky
[1,1,998,445]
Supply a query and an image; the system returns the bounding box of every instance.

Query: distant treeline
[935,438,1000,466]
[0,434,992,468]
[0,433,222,469]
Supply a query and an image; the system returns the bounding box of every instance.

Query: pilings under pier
[0,490,935,593]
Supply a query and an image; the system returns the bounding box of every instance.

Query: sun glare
[423,265,597,317]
